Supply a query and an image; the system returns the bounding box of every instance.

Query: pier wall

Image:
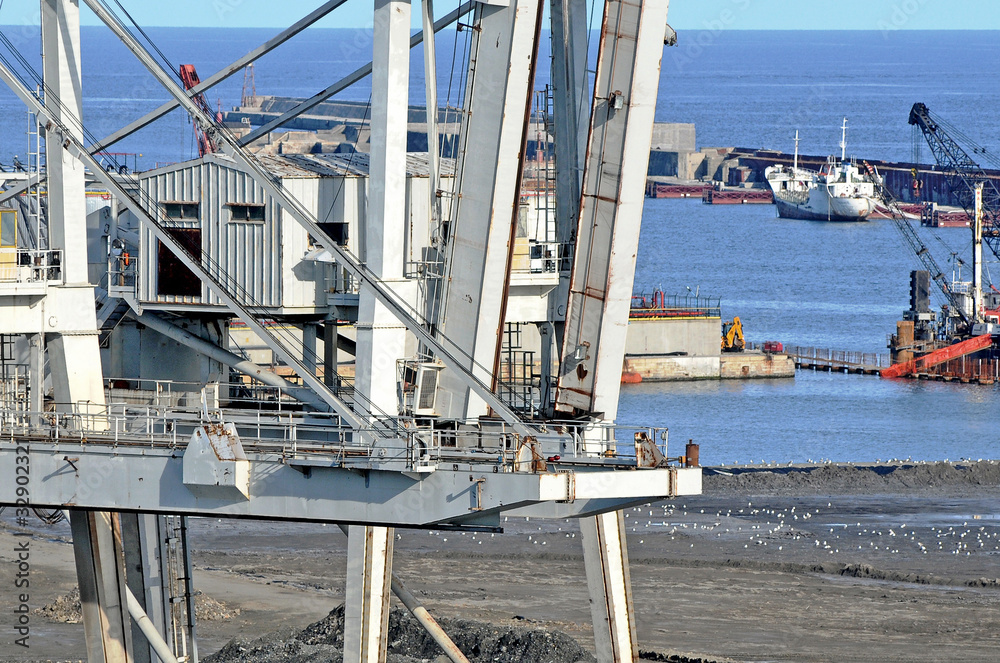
[626,318,719,356]
[726,148,1000,206]
[624,355,720,381]
[624,352,794,381]
[720,353,795,379]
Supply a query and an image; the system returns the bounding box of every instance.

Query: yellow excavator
[721,317,745,353]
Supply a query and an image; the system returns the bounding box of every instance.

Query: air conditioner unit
[412,363,443,416]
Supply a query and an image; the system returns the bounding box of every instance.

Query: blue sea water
[0,24,995,463]
[621,198,1000,465]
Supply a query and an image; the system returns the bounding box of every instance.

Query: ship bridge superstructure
[0,1,689,662]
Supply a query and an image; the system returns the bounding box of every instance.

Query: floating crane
[862,160,971,327]
[908,102,1000,264]
[178,63,221,157]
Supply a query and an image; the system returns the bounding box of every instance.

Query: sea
[0,24,996,464]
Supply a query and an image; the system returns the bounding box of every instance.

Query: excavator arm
[721,316,745,352]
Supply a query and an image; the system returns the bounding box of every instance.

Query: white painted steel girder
[344,525,395,662]
[356,0,413,419]
[434,0,544,420]
[581,510,638,663]
[555,0,671,420]
[41,0,107,416]
[0,443,698,527]
[69,510,133,662]
[75,0,533,436]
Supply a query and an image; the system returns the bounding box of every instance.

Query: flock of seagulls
[411,501,1000,566]
[717,458,997,467]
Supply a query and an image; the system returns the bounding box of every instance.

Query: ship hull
[774,195,873,222]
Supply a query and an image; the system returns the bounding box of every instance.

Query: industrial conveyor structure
[0,1,695,662]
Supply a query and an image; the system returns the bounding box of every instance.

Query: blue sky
[0,0,996,29]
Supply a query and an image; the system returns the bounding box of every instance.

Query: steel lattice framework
[909,102,1000,265]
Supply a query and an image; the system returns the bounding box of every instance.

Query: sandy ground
[2,461,1000,662]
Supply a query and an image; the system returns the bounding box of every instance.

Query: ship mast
[840,117,848,162]
[793,129,799,170]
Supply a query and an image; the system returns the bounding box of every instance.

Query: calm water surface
[622,198,1000,464]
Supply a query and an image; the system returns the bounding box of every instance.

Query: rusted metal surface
[633,431,666,468]
[514,437,548,473]
[554,0,672,425]
[684,441,699,468]
[881,334,994,378]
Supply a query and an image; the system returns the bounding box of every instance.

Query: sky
[0,0,998,30]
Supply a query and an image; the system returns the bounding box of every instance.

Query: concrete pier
[623,351,794,382]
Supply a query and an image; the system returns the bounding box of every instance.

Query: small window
[0,210,16,247]
[228,203,265,223]
[162,202,199,221]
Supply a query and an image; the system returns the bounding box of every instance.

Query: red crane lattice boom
[179,64,221,157]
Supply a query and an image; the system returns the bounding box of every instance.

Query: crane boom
[908,102,1000,264]
[179,64,220,157]
[862,161,970,325]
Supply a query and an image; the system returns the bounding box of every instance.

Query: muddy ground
[2,461,999,662]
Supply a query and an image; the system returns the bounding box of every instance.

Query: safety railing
[107,254,138,298]
[630,291,721,319]
[0,396,684,472]
[783,345,891,372]
[0,249,62,283]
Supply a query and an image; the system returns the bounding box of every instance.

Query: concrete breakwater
[647,145,1000,209]
[623,351,795,382]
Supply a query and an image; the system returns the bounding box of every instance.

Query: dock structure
[785,345,999,384]
[784,346,889,374]
[701,186,773,205]
[0,1,696,662]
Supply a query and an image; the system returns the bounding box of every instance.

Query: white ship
[765,120,876,222]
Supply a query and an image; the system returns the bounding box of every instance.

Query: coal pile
[205,605,596,663]
[35,588,240,624]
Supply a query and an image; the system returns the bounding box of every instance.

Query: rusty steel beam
[881,334,993,378]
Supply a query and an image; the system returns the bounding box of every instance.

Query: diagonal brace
[80,0,532,436]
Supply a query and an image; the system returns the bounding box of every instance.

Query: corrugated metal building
[131,152,455,316]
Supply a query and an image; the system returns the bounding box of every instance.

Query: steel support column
[70,510,132,662]
[42,0,107,419]
[549,0,591,246]
[344,525,395,663]
[356,0,414,418]
[433,0,544,420]
[580,510,638,663]
[324,321,339,387]
[422,0,441,229]
[28,333,43,427]
[120,513,183,663]
[555,0,671,432]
